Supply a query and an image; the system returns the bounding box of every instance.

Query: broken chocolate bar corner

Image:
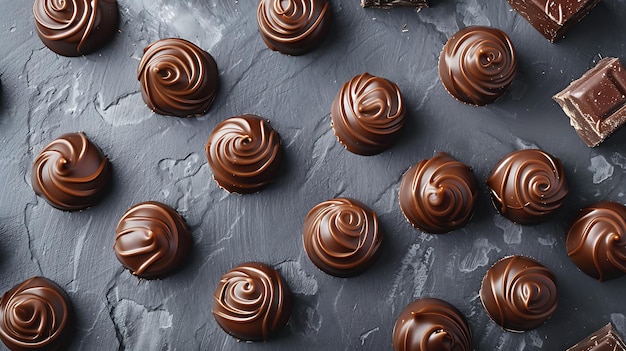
[361,0,429,9]
[566,323,626,351]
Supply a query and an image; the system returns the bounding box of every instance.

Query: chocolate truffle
[486,149,568,225]
[138,38,219,117]
[331,73,406,156]
[566,201,626,281]
[480,256,558,332]
[392,298,472,351]
[33,0,118,56]
[31,132,112,211]
[567,323,626,351]
[399,152,478,234]
[206,114,282,194]
[303,198,383,277]
[257,0,331,56]
[0,277,73,351]
[114,201,192,279]
[212,262,292,341]
[439,26,517,106]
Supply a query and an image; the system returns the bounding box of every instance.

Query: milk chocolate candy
[567,323,626,351]
[361,0,428,8]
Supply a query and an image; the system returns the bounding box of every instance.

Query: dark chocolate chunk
[361,0,428,8]
[567,323,626,351]
[553,57,626,147]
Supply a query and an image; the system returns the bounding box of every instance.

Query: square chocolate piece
[553,57,626,147]
[567,323,626,351]
[361,0,428,8]
[507,0,601,42]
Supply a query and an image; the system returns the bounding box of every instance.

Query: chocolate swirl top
[566,201,626,281]
[212,262,292,341]
[257,0,331,55]
[331,73,406,155]
[33,0,119,56]
[480,256,558,332]
[206,115,282,194]
[438,26,517,106]
[114,201,192,279]
[31,132,112,211]
[303,198,383,277]
[138,38,219,117]
[486,149,568,225]
[392,298,472,351]
[0,277,73,351]
[399,152,478,234]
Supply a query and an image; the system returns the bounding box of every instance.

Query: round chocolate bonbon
[303,198,383,277]
[566,201,626,281]
[31,132,112,211]
[138,38,219,117]
[480,256,558,332]
[331,72,406,155]
[206,114,282,194]
[399,152,478,234]
[212,262,292,341]
[114,201,192,279]
[439,26,517,106]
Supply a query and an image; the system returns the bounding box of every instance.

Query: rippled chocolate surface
[331,73,405,155]
[392,298,472,351]
[0,277,73,351]
[439,26,517,106]
[480,256,558,332]
[33,0,118,56]
[31,132,112,211]
[399,152,478,234]
[212,262,292,341]
[138,38,219,117]
[257,0,331,55]
[486,149,568,225]
[303,198,383,277]
[206,114,282,194]
[114,201,192,279]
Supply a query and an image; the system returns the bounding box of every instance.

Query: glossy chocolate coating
[303,198,383,277]
[33,0,118,57]
[257,0,331,56]
[114,201,192,279]
[439,26,517,106]
[486,149,568,225]
[392,298,472,351]
[480,256,558,332]
[138,38,219,117]
[399,152,478,234]
[0,277,73,351]
[31,132,112,211]
[331,73,406,155]
[566,201,626,281]
[567,323,626,351]
[206,114,282,194]
[212,262,292,341]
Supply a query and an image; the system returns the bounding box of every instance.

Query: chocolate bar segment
[361,0,428,8]
[566,323,626,350]
[507,0,600,42]
[553,57,626,147]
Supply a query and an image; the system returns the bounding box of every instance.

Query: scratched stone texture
[1,0,626,350]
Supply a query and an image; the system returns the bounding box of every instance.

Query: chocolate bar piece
[361,0,428,8]
[507,0,601,42]
[553,57,626,147]
[566,323,626,350]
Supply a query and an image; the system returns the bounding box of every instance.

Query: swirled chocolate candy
[480,256,558,332]
[331,73,406,155]
[257,0,331,56]
[114,201,192,279]
[212,262,292,341]
[303,198,383,277]
[31,132,112,211]
[486,149,568,225]
[33,0,118,56]
[392,298,472,351]
[439,26,517,106]
[399,152,478,234]
[138,38,219,117]
[0,277,73,351]
[566,201,626,281]
[206,114,282,194]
